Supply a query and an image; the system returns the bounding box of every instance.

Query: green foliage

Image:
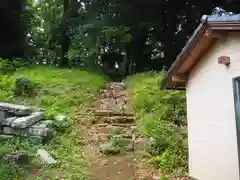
[15,77,38,96]
[0,58,16,75]
[0,66,107,179]
[127,71,188,175]
[67,22,131,69]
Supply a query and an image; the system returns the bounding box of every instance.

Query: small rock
[11,111,44,128]
[54,115,68,122]
[36,149,57,164]
[4,152,30,165]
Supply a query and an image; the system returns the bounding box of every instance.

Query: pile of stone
[0,102,53,143]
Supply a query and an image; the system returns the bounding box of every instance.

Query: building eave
[161,20,240,90]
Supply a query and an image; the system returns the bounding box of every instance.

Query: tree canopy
[1,0,240,73]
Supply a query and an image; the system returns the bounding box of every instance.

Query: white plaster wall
[186,33,240,180]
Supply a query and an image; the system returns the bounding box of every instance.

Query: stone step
[96,123,137,128]
[89,130,133,139]
[92,124,135,135]
[101,116,135,124]
[93,109,134,117]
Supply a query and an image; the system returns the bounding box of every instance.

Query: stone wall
[0,102,53,143]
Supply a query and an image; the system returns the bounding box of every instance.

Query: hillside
[127,72,188,178]
[0,67,189,179]
[0,66,107,179]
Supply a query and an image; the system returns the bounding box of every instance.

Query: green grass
[0,66,107,179]
[127,71,188,177]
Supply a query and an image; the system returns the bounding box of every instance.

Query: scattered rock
[100,142,121,155]
[11,111,44,128]
[54,115,68,122]
[36,149,57,164]
[4,152,30,165]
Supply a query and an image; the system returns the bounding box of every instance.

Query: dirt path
[82,82,159,180]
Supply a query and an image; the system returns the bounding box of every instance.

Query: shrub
[15,77,38,96]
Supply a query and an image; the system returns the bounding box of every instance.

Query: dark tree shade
[0,0,25,59]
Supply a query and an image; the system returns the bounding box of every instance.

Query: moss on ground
[0,66,107,180]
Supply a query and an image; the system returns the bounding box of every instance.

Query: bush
[15,77,38,96]
[127,72,188,175]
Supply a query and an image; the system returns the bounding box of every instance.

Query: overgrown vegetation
[127,72,188,177]
[0,65,107,179]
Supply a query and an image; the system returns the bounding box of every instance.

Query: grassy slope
[0,66,107,180]
[127,72,188,177]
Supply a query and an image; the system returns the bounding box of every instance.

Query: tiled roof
[201,7,240,23]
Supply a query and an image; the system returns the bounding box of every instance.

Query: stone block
[11,111,44,128]
[0,102,32,116]
[1,117,17,126]
[36,149,57,164]
[3,126,50,137]
[0,111,7,121]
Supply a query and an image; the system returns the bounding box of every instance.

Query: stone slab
[3,126,50,137]
[0,102,32,116]
[36,149,57,164]
[0,111,7,121]
[1,117,17,126]
[11,111,44,128]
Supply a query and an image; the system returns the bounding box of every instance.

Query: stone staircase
[88,82,143,155]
